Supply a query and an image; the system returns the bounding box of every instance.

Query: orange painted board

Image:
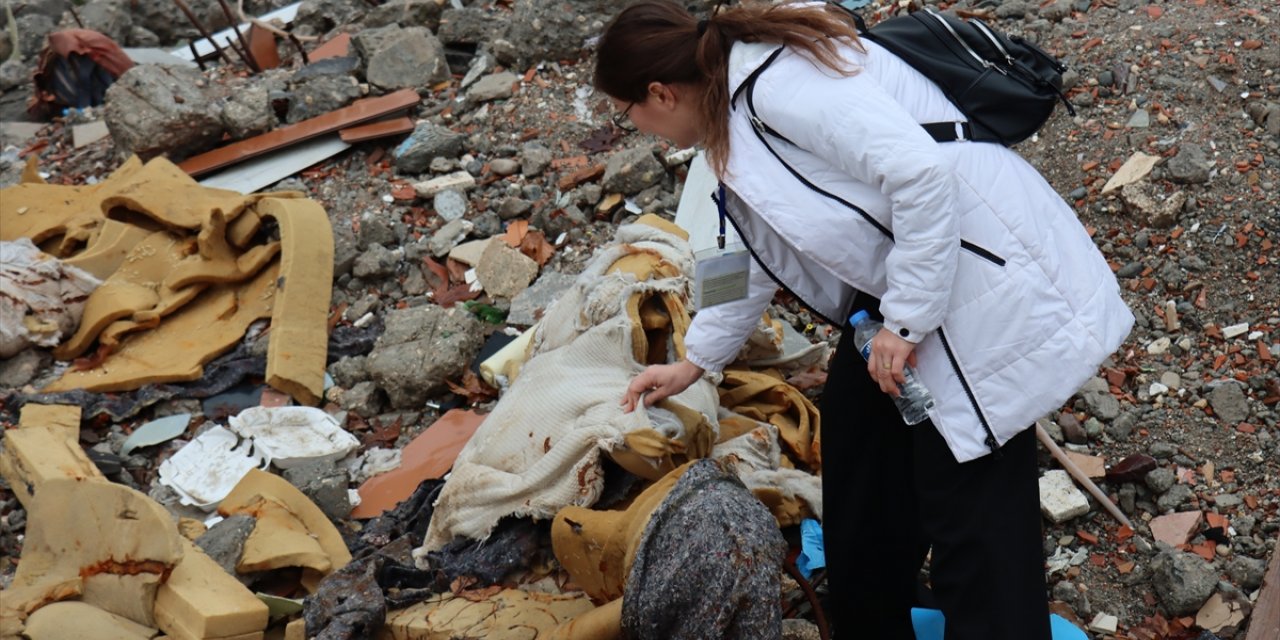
[338,116,414,144]
[309,33,351,61]
[350,409,485,519]
[247,24,280,71]
[179,89,420,177]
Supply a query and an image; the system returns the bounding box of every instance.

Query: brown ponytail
[594,0,862,176]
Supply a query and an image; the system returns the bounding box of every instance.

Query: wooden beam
[178,89,419,177]
[1245,547,1279,640]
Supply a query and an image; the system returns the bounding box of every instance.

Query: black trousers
[820,308,1051,640]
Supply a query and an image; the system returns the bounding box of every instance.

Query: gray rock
[1232,515,1255,537]
[285,74,362,124]
[195,514,256,577]
[433,189,469,222]
[498,197,533,221]
[466,71,519,103]
[1151,551,1218,616]
[602,147,665,195]
[437,7,498,45]
[0,348,51,388]
[1127,109,1151,129]
[995,1,1029,19]
[1166,145,1212,184]
[130,0,229,43]
[498,0,616,66]
[17,0,70,20]
[1107,411,1139,441]
[293,0,365,37]
[328,355,370,388]
[1207,382,1249,424]
[353,244,400,279]
[69,0,133,45]
[1145,467,1177,494]
[476,241,539,299]
[358,211,396,250]
[105,64,225,161]
[490,158,521,177]
[362,26,449,91]
[781,619,821,640]
[508,271,576,326]
[127,26,160,48]
[1157,484,1194,511]
[283,461,351,522]
[0,59,27,92]
[366,306,486,408]
[1150,441,1179,459]
[1041,0,1072,21]
[220,82,275,139]
[15,14,56,60]
[364,0,444,31]
[1052,580,1079,607]
[521,142,553,177]
[428,218,473,257]
[333,223,359,277]
[394,122,466,174]
[1081,387,1121,421]
[1212,494,1242,509]
[339,381,385,417]
[1058,412,1088,444]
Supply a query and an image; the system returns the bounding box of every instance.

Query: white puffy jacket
[683,39,1135,462]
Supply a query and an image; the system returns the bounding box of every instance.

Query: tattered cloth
[621,458,786,640]
[29,29,134,118]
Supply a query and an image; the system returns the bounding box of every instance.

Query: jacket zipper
[937,326,1002,457]
[710,189,842,328]
[959,240,1005,266]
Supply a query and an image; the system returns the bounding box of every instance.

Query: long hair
[594,0,862,176]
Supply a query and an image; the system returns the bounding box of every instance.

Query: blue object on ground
[838,0,873,9]
[911,608,1088,640]
[795,518,826,579]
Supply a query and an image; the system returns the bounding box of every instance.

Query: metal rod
[172,0,235,67]
[1035,423,1135,531]
[187,40,207,71]
[287,33,309,66]
[215,0,259,72]
[68,6,85,28]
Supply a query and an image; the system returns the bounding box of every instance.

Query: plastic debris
[227,406,359,469]
[119,413,191,457]
[910,608,1087,640]
[157,425,268,510]
[796,519,826,579]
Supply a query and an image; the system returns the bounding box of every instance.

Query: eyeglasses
[611,102,637,133]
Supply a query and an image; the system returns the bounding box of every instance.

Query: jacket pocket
[960,240,1006,266]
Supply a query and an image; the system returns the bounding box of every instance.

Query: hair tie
[696,19,709,37]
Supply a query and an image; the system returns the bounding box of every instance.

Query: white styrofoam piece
[227,406,360,469]
[157,426,267,510]
[198,135,351,194]
[1039,469,1090,524]
[169,2,301,61]
[673,152,740,255]
[123,47,199,68]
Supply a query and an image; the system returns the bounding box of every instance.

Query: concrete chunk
[155,538,269,640]
[413,171,477,199]
[1039,469,1090,523]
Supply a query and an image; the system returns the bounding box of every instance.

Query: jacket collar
[727,40,785,108]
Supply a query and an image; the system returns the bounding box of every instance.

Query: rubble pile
[0,0,1277,639]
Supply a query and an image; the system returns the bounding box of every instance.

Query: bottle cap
[849,310,869,326]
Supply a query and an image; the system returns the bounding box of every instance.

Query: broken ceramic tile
[350,409,485,519]
[227,406,359,469]
[158,425,269,510]
[120,413,192,456]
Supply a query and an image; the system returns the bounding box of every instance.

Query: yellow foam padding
[17,404,81,440]
[718,370,822,471]
[155,538,269,640]
[257,197,334,406]
[623,291,689,365]
[0,157,143,248]
[62,219,154,280]
[21,155,44,184]
[384,589,596,640]
[218,470,351,594]
[13,479,183,628]
[478,326,535,387]
[552,462,695,603]
[0,426,105,507]
[633,213,689,241]
[44,260,279,393]
[97,156,256,232]
[22,600,159,640]
[164,208,282,290]
[52,230,200,360]
[234,496,333,575]
[0,578,83,638]
[751,486,813,528]
[546,598,623,640]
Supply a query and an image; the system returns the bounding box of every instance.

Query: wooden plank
[338,116,414,143]
[1245,547,1280,640]
[178,89,419,177]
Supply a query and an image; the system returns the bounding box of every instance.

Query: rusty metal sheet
[338,116,414,143]
[178,89,420,177]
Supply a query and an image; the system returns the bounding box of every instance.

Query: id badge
[694,244,750,310]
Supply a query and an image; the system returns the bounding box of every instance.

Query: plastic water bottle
[849,310,936,425]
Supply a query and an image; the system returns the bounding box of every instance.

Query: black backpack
[734,6,1075,146]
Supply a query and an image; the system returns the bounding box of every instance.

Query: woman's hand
[867,328,918,397]
[621,360,705,413]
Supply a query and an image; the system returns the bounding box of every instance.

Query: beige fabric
[416,220,719,556]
